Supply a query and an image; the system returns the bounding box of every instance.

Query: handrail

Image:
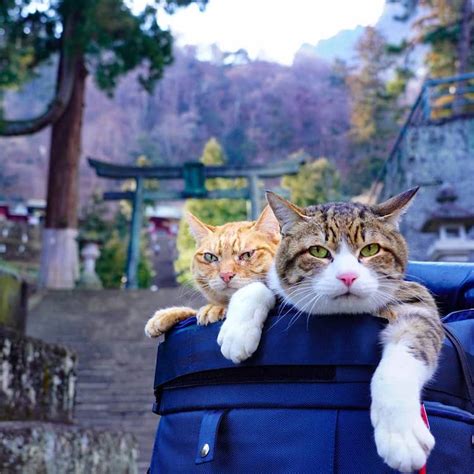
[425,71,474,86]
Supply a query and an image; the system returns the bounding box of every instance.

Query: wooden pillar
[248,174,261,220]
[126,178,144,289]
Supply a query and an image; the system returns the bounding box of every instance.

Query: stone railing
[0,422,138,474]
[0,327,76,423]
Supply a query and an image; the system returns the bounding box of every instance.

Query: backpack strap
[443,324,474,410]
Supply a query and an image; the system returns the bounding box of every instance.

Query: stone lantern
[77,234,103,289]
[421,184,474,262]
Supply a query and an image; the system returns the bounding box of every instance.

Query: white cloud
[132,0,385,64]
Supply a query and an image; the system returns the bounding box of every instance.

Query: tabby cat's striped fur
[217,188,444,473]
[268,189,443,367]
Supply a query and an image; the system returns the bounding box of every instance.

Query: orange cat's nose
[220,272,236,283]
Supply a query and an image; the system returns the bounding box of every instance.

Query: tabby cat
[144,206,280,337]
[217,188,444,473]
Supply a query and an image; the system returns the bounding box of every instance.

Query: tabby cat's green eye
[203,252,218,263]
[309,246,330,259]
[360,243,380,257]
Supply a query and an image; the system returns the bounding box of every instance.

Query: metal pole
[248,174,261,220]
[125,178,144,289]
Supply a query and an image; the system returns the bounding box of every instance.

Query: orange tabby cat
[144,206,280,337]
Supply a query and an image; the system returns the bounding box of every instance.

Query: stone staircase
[27,288,204,471]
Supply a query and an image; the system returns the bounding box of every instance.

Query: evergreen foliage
[345,27,406,196]
[281,153,341,207]
[388,0,473,77]
[0,0,208,97]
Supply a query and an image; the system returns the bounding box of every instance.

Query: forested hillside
[3,0,467,205]
[2,46,353,203]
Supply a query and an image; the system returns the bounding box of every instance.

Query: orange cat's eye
[203,252,218,263]
[239,250,255,261]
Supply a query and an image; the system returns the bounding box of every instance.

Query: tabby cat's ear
[265,191,308,235]
[373,187,419,227]
[186,212,215,242]
[253,205,280,241]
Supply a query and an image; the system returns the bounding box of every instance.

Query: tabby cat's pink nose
[220,272,236,283]
[337,272,358,287]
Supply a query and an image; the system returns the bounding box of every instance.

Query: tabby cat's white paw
[371,402,434,473]
[217,282,275,364]
[217,318,262,363]
[216,282,275,364]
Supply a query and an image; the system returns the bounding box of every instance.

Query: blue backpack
[149,262,474,473]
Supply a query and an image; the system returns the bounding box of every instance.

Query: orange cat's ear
[373,187,419,228]
[265,191,308,235]
[253,205,280,241]
[186,212,215,242]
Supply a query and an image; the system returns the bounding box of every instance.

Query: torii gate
[88,158,303,289]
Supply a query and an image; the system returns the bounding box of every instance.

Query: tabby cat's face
[267,189,418,315]
[187,207,280,304]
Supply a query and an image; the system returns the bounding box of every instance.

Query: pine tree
[0,0,207,288]
[389,0,473,77]
[345,27,404,196]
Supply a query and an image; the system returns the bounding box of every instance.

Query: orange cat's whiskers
[177,285,203,300]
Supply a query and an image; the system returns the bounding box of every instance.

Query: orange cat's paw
[196,304,226,326]
[145,306,197,338]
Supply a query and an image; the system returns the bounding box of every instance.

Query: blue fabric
[153,314,386,388]
[149,262,474,473]
[195,410,227,464]
[150,404,473,473]
[406,261,474,312]
[154,312,472,413]
[158,381,372,415]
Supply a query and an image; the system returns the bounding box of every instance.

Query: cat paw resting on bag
[144,206,280,337]
[218,187,444,473]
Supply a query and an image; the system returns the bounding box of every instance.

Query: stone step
[27,288,204,469]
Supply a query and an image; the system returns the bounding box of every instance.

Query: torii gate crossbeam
[88,158,303,289]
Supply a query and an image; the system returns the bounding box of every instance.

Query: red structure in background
[148,216,178,237]
[0,200,45,225]
[0,204,8,220]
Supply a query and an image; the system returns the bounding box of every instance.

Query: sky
[131,0,386,65]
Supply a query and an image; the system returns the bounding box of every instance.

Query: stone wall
[0,327,138,472]
[381,118,474,260]
[0,327,76,423]
[0,421,137,474]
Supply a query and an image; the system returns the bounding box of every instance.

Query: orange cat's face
[187,207,281,305]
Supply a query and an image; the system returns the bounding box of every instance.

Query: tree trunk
[39,55,88,289]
